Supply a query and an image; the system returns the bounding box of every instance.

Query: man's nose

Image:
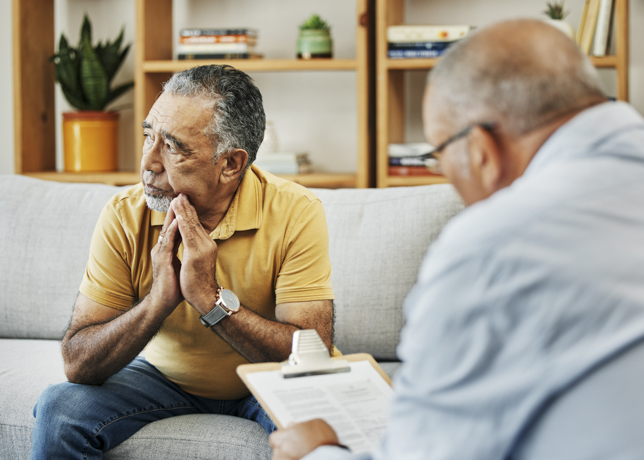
[141,142,164,174]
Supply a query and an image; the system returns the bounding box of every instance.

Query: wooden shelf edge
[385,57,440,70]
[23,171,357,189]
[590,55,618,68]
[143,59,358,73]
[23,171,141,186]
[273,173,357,189]
[385,176,449,187]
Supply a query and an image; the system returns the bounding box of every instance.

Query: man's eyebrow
[141,120,195,155]
[161,130,195,155]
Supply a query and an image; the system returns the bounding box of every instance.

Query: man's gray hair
[428,20,606,135]
[163,65,265,167]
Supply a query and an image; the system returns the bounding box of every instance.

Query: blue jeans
[31,357,276,459]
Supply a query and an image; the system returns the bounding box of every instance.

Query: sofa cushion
[0,176,122,340]
[0,339,271,460]
[311,185,463,360]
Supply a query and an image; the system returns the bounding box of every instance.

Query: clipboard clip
[281,330,351,378]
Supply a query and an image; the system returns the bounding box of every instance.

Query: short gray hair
[163,65,265,167]
[428,19,606,135]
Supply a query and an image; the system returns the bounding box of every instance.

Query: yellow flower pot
[63,111,119,172]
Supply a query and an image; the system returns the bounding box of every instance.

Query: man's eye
[165,143,177,153]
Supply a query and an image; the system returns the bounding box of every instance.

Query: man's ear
[468,126,502,196]
[220,149,249,183]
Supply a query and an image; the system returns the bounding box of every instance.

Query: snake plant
[51,15,133,111]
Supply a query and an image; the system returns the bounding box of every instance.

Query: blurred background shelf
[142,59,359,73]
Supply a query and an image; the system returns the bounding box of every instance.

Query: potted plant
[51,15,133,172]
[542,1,575,39]
[297,14,333,59]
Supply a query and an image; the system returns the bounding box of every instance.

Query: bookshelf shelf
[375,0,629,188]
[23,171,142,186]
[386,176,448,187]
[143,59,359,73]
[385,58,439,70]
[21,171,355,189]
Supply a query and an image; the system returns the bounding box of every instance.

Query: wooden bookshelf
[375,0,630,188]
[13,0,374,189]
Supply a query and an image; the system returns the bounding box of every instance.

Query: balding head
[427,19,606,135]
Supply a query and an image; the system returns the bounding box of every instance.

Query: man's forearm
[211,307,300,363]
[62,296,170,385]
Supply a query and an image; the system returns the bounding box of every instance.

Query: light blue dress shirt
[305,102,644,460]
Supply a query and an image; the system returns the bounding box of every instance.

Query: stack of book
[178,28,261,60]
[253,152,312,175]
[577,0,615,56]
[387,25,472,59]
[388,143,440,177]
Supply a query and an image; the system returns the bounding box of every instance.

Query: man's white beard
[145,194,172,213]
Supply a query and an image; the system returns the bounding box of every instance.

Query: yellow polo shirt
[79,165,334,399]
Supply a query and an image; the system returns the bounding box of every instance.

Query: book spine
[387,41,452,51]
[388,166,440,177]
[180,35,256,45]
[579,0,602,54]
[180,28,258,37]
[592,0,613,56]
[177,43,255,54]
[388,49,447,59]
[388,157,427,166]
[387,25,471,43]
[178,53,259,60]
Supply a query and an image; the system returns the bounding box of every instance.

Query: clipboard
[237,330,394,453]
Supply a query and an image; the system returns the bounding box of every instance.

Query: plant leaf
[100,28,126,82]
[81,14,92,44]
[60,83,91,110]
[79,35,109,110]
[106,81,134,106]
[54,35,86,107]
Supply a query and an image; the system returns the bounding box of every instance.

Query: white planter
[544,18,575,40]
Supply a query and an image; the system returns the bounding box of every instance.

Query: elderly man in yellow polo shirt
[30,64,334,459]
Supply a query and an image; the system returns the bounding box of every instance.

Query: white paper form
[246,360,393,454]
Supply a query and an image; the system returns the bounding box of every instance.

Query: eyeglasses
[420,122,496,175]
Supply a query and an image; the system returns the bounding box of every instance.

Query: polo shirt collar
[150,165,264,240]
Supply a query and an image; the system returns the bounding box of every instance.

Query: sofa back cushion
[0,176,122,339]
[311,185,463,360]
[0,176,463,356]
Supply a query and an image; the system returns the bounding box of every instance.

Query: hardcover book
[180,35,257,45]
[177,43,256,54]
[178,53,263,60]
[180,28,258,37]
[388,49,447,59]
[387,25,472,43]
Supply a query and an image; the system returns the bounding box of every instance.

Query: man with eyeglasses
[270,18,644,460]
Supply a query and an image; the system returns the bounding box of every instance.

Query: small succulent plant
[299,14,331,31]
[543,1,570,20]
[50,15,133,111]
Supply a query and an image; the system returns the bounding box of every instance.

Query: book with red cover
[388,166,442,177]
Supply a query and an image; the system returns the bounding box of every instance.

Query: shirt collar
[524,101,644,177]
[150,165,264,240]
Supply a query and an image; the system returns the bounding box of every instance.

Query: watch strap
[199,304,229,327]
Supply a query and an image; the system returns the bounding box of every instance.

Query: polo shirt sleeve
[275,199,334,304]
[79,199,137,311]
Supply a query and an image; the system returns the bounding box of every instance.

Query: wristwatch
[199,287,241,327]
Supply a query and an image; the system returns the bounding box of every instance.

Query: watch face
[220,289,240,312]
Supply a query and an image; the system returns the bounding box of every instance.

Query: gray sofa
[0,174,463,459]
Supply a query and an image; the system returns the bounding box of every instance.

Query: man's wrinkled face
[141,92,222,214]
[422,85,487,206]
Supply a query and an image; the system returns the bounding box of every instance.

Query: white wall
[1,0,643,175]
